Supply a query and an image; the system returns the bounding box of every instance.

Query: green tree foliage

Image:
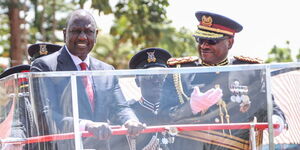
[91,0,112,14]
[0,0,28,66]
[29,0,77,43]
[91,0,179,68]
[93,34,134,69]
[266,41,293,63]
[93,26,197,69]
[297,49,300,62]
[158,27,197,57]
[1,0,197,68]
[0,11,10,57]
[109,0,169,48]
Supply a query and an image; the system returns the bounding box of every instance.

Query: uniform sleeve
[107,73,139,125]
[158,75,194,123]
[30,58,52,72]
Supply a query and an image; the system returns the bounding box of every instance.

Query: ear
[95,29,98,43]
[135,77,141,87]
[227,37,234,49]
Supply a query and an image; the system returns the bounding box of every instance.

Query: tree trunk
[8,0,23,66]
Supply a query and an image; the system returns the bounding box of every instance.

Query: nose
[78,31,87,40]
[199,41,210,49]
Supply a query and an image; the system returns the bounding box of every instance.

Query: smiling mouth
[201,50,213,54]
[77,43,87,48]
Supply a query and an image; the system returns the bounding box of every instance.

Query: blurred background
[0,0,299,71]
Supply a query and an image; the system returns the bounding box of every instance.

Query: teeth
[78,43,87,46]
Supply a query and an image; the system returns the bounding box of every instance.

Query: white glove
[1,143,24,150]
[272,115,285,136]
[190,87,223,114]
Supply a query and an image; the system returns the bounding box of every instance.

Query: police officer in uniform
[0,64,37,150]
[111,48,172,150]
[27,43,62,62]
[27,43,62,150]
[0,43,64,150]
[159,11,286,150]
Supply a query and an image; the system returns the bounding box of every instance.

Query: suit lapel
[57,46,77,71]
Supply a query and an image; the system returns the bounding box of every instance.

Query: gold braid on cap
[198,25,234,36]
[173,64,190,104]
[194,30,224,39]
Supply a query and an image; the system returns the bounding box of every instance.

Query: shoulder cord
[127,133,160,150]
[173,64,190,104]
[126,135,136,150]
[142,133,160,150]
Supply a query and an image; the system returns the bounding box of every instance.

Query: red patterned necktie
[79,62,94,111]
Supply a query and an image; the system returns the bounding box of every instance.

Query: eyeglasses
[195,37,225,45]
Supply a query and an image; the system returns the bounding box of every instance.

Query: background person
[0,64,36,150]
[111,47,172,150]
[27,43,62,62]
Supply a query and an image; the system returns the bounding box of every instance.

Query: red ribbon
[0,123,279,145]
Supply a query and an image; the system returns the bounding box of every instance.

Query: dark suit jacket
[30,46,138,150]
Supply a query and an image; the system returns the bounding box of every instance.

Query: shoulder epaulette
[233,56,263,64]
[167,56,199,66]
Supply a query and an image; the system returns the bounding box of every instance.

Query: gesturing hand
[123,120,146,137]
[190,86,223,114]
[85,121,112,140]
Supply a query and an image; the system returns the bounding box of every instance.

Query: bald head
[66,9,97,29]
[63,9,98,60]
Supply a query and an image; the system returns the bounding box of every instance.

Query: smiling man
[159,11,286,150]
[30,9,145,150]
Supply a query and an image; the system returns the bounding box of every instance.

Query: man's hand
[190,87,223,114]
[123,120,146,137]
[85,121,112,140]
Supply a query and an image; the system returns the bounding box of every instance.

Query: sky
[91,0,300,61]
[165,0,300,60]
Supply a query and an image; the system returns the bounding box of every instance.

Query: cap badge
[147,51,156,63]
[201,15,213,27]
[39,44,48,55]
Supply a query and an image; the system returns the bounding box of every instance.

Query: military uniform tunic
[158,56,285,150]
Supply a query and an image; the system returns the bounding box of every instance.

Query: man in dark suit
[30,9,145,150]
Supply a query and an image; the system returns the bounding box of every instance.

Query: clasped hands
[85,120,146,140]
[190,86,223,114]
